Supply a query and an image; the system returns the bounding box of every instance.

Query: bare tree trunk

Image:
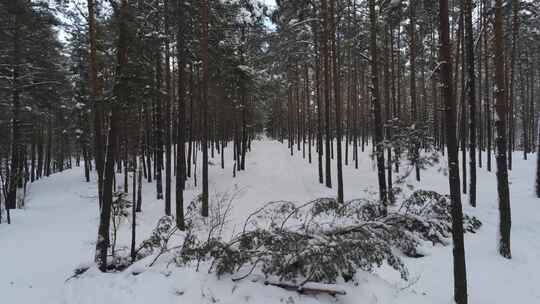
[200,0,209,217]
[176,0,186,229]
[87,0,104,208]
[164,0,172,216]
[368,0,387,205]
[493,0,512,259]
[7,12,21,212]
[96,0,129,271]
[464,0,477,207]
[409,0,420,182]
[305,64,312,164]
[329,0,343,203]
[439,0,468,302]
[321,0,332,189]
[508,0,520,171]
[383,25,393,203]
[484,2,492,172]
[155,45,164,200]
[314,20,324,184]
[130,157,136,262]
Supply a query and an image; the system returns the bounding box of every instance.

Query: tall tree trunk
[409,0,420,182]
[458,13,467,195]
[314,22,324,184]
[439,0,468,302]
[96,0,129,271]
[164,0,172,216]
[7,12,21,212]
[484,3,492,172]
[321,0,332,189]
[493,0,512,259]
[383,25,393,203]
[87,0,104,208]
[130,156,137,262]
[464,0,477,207]
[187,69,194,178]
[200,0,209,217]
[508,0,520,170]
[305,64,312,164]
[176,0,186,229]
[329,0,344,203]
[368,0,387,205]
[155,45,164,200]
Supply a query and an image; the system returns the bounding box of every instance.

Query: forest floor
[1,137,540,304]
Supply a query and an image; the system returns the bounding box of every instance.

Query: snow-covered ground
[2,137,540,303]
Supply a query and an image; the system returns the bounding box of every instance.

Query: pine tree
[368,0,387,205]
[439,0,468,302]
[200,0,209,217]
[95,0,129,272]
[175,0,186,230]
[493,0,512,259]
[87,0,104,208]
[464,0,477,207]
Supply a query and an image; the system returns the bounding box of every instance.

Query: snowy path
[2,138,540,303]
[0,171,98,304]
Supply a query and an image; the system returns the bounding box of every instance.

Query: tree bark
[95,0,129,271]
[493,0,512,259]
[464,0,477,207]
[164,0,172,216]
[329,0,344,203]
[321,0,332,189]
[176,0,186,229]
[87,0,104,208]
[200,0,209,217]
[439,0,469,302]
[368,0,387,205]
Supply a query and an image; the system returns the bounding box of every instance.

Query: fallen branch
[264,280,347,296]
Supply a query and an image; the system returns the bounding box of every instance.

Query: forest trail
[0,138,380,304]
[0,170,98,304]
[2,139,540,303]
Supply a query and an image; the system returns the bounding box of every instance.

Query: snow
[0,171,97,303]
[2,137,540,303]
[237,7,252,24]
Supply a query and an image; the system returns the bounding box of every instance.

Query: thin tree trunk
[155,45,164,200]
[464,0,477,207]
[314,20,324,184]
[200,0,209,217]
[7,12,21,211]
[176,0,186,229]
[164,0,172,216]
